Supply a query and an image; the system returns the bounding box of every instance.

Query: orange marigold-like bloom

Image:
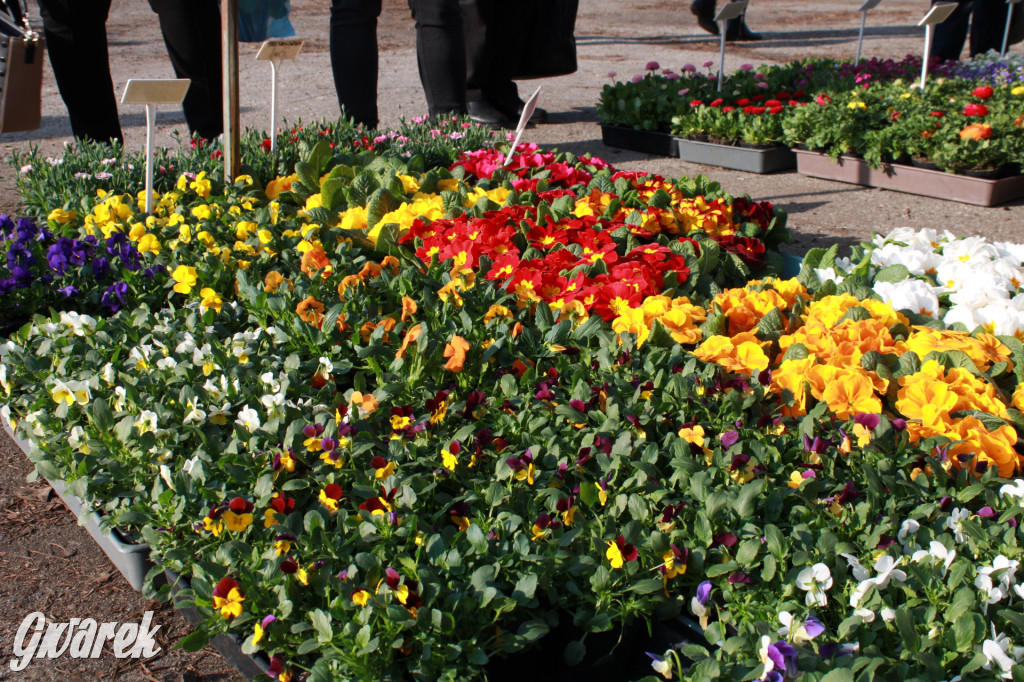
[264,270,288,293]
[337,274,363,299]
[692,332,769,376]
[358,262,383,279]
[819,366,881,420]
[380,255,401,274]
[401,296,418,322]
[959,123,993,140]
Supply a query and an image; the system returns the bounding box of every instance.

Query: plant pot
[675,138,796,174]
[781,252,804,278]
[794,150,1024,207]
[2,416,155,592]
[600,124,677,157]
[165,569,273,681]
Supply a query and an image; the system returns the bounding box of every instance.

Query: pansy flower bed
[3,132,1024,682]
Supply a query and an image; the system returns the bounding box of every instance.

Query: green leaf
[366,188,402,231]
[894,607,920,653]
[175,629,211,652]
[629,578,665,595]
[820,669,855,682]
[873,264,911,284]
[310,608,333,643]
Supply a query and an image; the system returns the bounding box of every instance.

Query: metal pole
[856,10,867,63]
[1003,2,1015,57]
[718,26,727,92]
[270,60,279,154]
[222,0,240,182]
[144,103,155,215]
[920,24,934,89]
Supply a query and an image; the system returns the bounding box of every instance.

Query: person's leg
[330,0,382,127]
[37,0,122,144]
[691,0,718,36]
[461,0,517,125]
[933,0,972,62]
[968,0,1005,56]
[147,0,223,140]
[408,0,466,118]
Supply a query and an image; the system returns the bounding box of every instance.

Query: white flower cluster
[820,227,1024,335]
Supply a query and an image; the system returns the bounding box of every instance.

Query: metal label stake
[1002,0,1023,57]
[714,1,748,93]
[120,79,190,214]
[856,0,884,63]
[256,39,304,154]
[918,3,958,89]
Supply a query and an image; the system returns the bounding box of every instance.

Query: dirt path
[0,1,1021,678]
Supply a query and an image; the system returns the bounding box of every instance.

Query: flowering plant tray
[2,417,154,591]
[600,124,677,157]
[794,149,1024,207]
[676,138,796,174]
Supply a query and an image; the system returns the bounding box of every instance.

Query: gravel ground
[0,0,1021,679]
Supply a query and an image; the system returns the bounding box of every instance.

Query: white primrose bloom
[235,405,261,432]
[942,236,1001,264]
[796,563,832,607]
[994,240,1024,264]
[815,267,844,285]
[943,304,986,332]
[870,243,939,275]
[947,507,971,544]
[873,279,939,317]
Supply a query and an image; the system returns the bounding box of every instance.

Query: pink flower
[682,63,697,73]
[607,71,617,79]
[646,61,660,70]
[631,74,643,83]
[740,63,754,72]
[702,60,714,68]
[666,72,680,80]
[677,88,690,96]
[756,82,769,89]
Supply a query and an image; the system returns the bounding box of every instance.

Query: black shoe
[468,100,513,128]
[690,0,719,35]
[725,18,762,41]
[516,103,549,125]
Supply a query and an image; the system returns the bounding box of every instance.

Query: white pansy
[135,410,159,434]
[872,555,906,588]
[318,357,334,374]
[796,563,832,607]
[879,607,896,623]
[897,519,920,550]
[261,392,286,420]
[910,541,956,578]
[840,553,871,582]
[113,385,127,411]
[853,608,875,623]
[1000,479,1024,501]
[261,371,282,393]
[182,455,199,474]
[183,401,206,425]
[946,507,971,544]
[59,311,97,335]
[979,555,1019,591]
[128,345,154,371]
[976,574,1006,613]
[156,357,177,370]
[236,405,261,432]
[101,362,116,385]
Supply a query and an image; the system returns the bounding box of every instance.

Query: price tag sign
[858,0,883,12]
[503,85,542,167]
[918,3,958,26]
[120,79,191,215]
[120,79,190,105]
[714,0,748,23]
[255,39,304,62]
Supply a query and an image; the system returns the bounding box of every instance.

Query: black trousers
[329,0,465,127]
[147,0,223,140]
[37,0,123,144]
[933,0,1004,62]
[460,0,519,116]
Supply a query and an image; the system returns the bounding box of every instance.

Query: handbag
[0,0,43,133]
[508,0,579,80]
